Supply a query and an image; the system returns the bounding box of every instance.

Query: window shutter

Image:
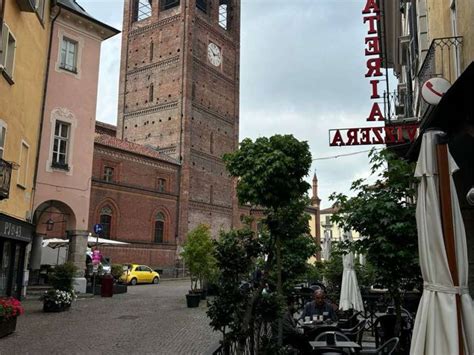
[15,0,36,12]
[0,22,8,67]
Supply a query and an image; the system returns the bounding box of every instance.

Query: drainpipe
[29,4,62,281]
[32,3,62,214]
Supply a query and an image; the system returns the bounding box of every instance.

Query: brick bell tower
[117,0,241,242]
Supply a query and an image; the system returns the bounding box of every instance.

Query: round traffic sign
[93,224,103,234]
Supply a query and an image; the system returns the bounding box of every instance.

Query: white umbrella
[339,231,364,312]
[42,238,69,248]
[87,234,129,247]
[411,130,474,355]
[322,230,332,261]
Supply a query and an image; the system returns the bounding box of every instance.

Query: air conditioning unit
[16,0,36,12]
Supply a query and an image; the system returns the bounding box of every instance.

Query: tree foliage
[224,135,312,209]
[213,134,315,349]
[181,224,216,291]
[330,149,421,335]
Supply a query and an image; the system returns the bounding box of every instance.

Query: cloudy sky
[81,0,381,209]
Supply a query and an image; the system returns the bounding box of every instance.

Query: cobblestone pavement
[0,280,221,355]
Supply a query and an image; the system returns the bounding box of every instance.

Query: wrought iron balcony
[383,85,415,123]
[417,36,463,118]
[0,158,12,200]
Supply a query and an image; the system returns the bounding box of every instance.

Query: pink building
[31,0,118,292]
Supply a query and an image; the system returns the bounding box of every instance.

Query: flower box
[41,289,76,312]
[43,301,70,313]
[0,297,23,338]
[0,316,17,338]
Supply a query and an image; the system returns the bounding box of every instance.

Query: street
[0,280,221,355]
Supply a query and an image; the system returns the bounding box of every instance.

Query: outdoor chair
[338,310,362,329]
[314,331,356,355]
[342,319,367,345]
[360,337,399,355]
[373,314,396,348]
[315,331,351,342]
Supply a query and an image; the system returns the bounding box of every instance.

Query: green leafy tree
[181,224,216,292]
[207,227,263,349]
[330,149,421,335]
[223,134,314,346]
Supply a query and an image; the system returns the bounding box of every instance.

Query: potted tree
[42,262,77,312]
[0,297,24,338]
[181,224,216,308]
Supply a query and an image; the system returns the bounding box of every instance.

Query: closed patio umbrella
[339,231,364,312]
[410,130,474,355]
[322,230,332,261]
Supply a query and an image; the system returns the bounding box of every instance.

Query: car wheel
[130,278,137,286]
[152,277,159,284]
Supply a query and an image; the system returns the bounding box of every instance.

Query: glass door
[0,240,11,296]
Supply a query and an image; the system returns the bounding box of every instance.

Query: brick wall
[89,142,180,269]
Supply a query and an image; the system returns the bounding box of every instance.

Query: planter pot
[0,317,17,339]
[113,283,128,294]
[43,301,70,313]
[186,293,201,308]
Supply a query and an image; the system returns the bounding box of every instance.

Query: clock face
[207,42,222,67]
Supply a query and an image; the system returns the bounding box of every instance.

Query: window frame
[103,166,114,183]
[52,120,71,171]
[196,0,207,13]
[156,178,167,192]
[99,207,113,239]
[218,0,229,30]
[154,212,165,244]
[0,22,17,84]
[160,0,179,11]
[17,140,29,189]
[0,120,7,160]
[60,37,78,73]
[132,0,152,22]
[35,0,46,22]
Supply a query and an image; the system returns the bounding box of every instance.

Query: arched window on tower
[218,0,229,30]
[196,0,207,13]
[100,206,113,238]
[154,212,165,243]
[132,0,152,22]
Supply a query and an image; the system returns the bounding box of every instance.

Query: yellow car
[120,264,160,285]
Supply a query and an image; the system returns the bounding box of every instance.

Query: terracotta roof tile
[94,134,180,165]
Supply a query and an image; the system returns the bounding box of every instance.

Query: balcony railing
[0,158,12,200]
[383,86,415,123]
[417,36,463,118]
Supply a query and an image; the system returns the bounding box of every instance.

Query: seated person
[299,289,338,322]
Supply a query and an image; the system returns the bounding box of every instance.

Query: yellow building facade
[0,0,50,298]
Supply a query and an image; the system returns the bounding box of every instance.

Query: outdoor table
[300,321,340,339]
[310,340,361,354]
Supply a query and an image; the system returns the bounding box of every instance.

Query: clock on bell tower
[117,0,241,241]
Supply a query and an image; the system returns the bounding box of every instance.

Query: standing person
[300,290,338,322]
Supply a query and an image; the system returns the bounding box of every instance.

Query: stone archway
[30,200,88,292]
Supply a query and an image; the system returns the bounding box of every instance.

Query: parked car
[120,264,160,285]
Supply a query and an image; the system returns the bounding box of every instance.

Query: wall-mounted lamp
[46,218,55,231]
